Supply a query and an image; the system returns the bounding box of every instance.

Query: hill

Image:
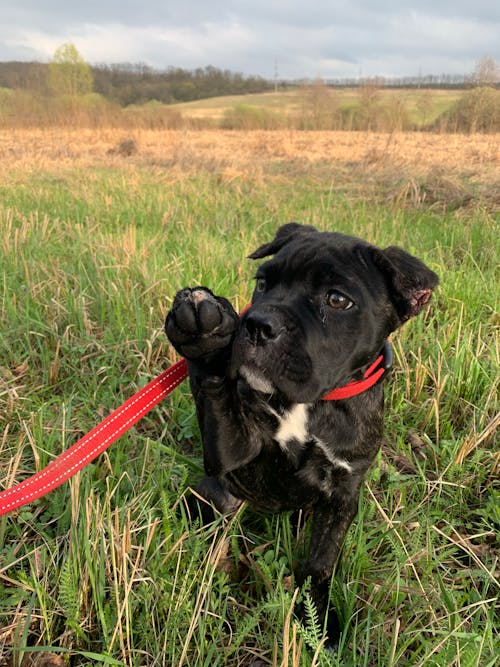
[171,87,463,131]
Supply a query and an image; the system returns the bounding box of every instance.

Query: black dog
[165,223,438,648]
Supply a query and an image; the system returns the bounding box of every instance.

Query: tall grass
[0,156,498,666]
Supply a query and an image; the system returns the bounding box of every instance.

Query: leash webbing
[0,360,188,516]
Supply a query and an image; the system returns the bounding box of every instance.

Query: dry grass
[1,129,499,184]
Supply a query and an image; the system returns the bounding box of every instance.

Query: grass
[0,129,498,666]
[1,128,499,190]
[1,87,496,133]
[171,88,463,127]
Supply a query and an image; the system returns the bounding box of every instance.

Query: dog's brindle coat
[165,223,438,648]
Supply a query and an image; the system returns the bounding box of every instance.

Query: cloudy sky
[0,1,499,80]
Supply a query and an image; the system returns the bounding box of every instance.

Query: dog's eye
[327,290,353,310]
[255,278,267,293]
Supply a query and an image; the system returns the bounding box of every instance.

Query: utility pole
[274,58,278,93]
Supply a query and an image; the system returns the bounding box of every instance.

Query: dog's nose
[245,310,282,345]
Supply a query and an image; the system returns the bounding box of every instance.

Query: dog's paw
[322,610,341,652]
[165,287,239,359]
[183,477,243,525]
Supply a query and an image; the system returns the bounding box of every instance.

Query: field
[2,127,499,184]
[0,127,499,666]
[171,89,463,126]
[1,87,481,133]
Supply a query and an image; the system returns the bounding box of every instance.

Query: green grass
[172,90,306,118]
[172,87,462,128]
[0,161,498,666]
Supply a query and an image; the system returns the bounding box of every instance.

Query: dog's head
[230,223,438,403]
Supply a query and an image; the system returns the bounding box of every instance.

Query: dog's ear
[372,246,439,323]
[248,222,317,259]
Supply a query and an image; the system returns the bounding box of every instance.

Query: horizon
[0,55,491,86]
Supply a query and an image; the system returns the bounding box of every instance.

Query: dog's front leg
[299,478,363,649]
[184,375,263,521]
[165,285,252,470]
[165,288,263,516]
[195,374,263,477]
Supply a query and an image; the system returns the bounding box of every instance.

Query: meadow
[0,127,498,666]
[4,85,499,133]
[171,88,462,126]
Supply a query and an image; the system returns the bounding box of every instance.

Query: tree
[357,79,382,131]
[48,43,93,99]
[301,78,339,130]
[472,55,500,87]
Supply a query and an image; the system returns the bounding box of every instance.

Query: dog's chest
[225,400,356,510]
[273,403,309,449]
[267,402,353,475]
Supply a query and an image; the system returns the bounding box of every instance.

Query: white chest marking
[269,405,354,475]
[274,403,309,449]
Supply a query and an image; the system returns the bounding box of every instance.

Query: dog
[165,222,438,648]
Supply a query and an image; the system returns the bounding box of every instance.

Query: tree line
[0,59,273,105]
[2,49,499,108]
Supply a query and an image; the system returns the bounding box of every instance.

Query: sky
[0,1,499,80]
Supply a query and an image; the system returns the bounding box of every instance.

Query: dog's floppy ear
[372,246,439,323]
[248,222,317,259]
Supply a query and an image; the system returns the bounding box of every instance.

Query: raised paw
[165,287,239,360]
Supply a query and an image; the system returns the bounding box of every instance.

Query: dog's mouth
[238,364,274,394]
[230,337,276,395]
[230,334,319,401]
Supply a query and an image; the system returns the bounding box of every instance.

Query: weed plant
[0,161,498,666]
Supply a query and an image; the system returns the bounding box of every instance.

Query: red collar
[322,341,393,401]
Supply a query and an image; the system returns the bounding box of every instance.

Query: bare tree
[472,55,500,87]
[301,78,339,129]
[358,79,382,131]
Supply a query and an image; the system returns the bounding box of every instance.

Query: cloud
[68,20,257,67]
[0,1,498,78]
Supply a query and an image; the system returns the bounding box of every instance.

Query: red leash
[0,340,392,517]
[0,360,188,516]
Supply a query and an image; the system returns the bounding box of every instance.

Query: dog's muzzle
[233,308,287,393]
[230,304,314,398]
